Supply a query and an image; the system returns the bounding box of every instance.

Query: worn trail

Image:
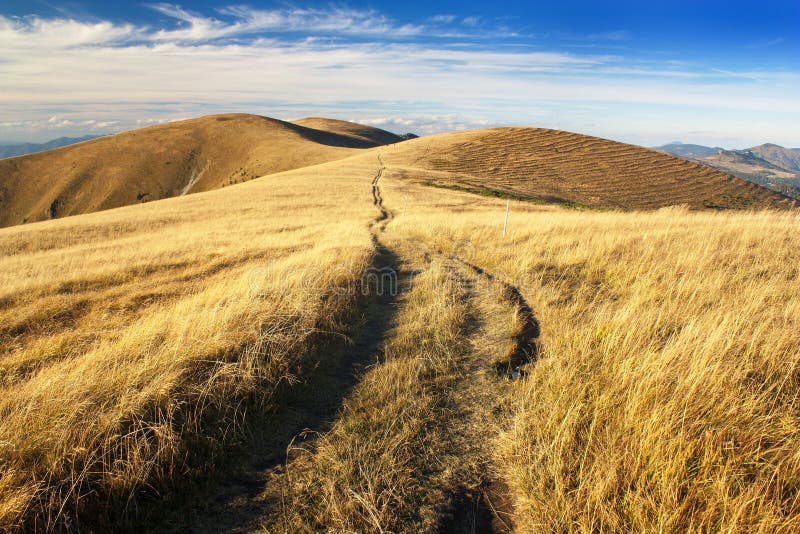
[153,156,540,533]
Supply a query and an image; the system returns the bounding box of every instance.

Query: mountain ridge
[0,135,103,159]
[656,142,800,199]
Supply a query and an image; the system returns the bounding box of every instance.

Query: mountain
[383,128,796,210]
[0,135,101,159]
[654,142,722,158]
[0,114,401,228]
[2,118,794,231]
[748,143,800,172]
[656,142,800,199]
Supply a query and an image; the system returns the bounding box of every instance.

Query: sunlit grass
[0,156,378,530]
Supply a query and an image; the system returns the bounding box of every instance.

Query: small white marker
[502,199,509,238]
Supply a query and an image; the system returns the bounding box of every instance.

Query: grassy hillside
[382,128,797,210]
[0,114,392,228]
[292,117,405,147]
[0,155,379,530]
[376,174,800,531]
[1,126,799,531]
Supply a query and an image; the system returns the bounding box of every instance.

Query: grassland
[1,125,799,532]
[0,114,400,228]
[0,156,379,530]
[381,128,797,210]
[372,168,800,531]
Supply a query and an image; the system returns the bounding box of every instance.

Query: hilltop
[382,128,796,210]
[291,117,405,147]
[0,114,400,228]
[2,118,794,231]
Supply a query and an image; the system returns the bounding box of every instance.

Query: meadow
[0,156,378,530]
[1,137,799,532]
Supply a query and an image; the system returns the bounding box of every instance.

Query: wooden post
[502,200,509,238]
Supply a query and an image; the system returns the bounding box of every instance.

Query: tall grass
[274,261,472,532]
[3,145,799,532]
[386,171,800,531]
[0,157,378,530]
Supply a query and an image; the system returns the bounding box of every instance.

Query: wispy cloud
[0,14,140,50]
[149,3,424,40]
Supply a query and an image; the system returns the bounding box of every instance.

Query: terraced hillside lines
[381,128,797,211]
[0,114,395,228]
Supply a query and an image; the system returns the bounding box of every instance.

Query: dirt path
[366,158,540,532]
[148,159,406,532]
[149,156,539,533]
[435,257,541,533]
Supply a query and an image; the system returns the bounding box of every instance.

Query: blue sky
[0,1,798,147]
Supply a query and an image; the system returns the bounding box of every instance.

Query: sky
[0,1,798,147]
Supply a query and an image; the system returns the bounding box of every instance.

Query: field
[1,125,799,532]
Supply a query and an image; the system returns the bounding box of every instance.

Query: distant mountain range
[0,135,102,159]
[655,142,800,199]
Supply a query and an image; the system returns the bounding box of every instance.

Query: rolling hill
[0,114,400,228]
[2,119,794,231]
[382,128,797,210]
[291,117,405,147]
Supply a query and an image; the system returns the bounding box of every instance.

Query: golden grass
[272,261,472,532]
[382,171,800,531]
[2,135,800,532]
[380,128,797,210]
[0,156,379,530]
[292,117,404,147]
[0,114,388,228]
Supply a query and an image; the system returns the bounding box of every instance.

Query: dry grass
[381,127,797,210]
[0,156,379,530]
[0,114,395,228]
[383,172,800,532]
[292,117,404,147]
[2,131,800,532]
[272,261,473,532]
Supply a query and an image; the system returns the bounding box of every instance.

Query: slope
[2,137,800,532]
[292,117,405,147]
[0,113,386,228]
[749,143,800,172]
[381,127,796,210]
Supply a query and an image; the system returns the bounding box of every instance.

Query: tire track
[433,256,540,534]
[451,257,540,378]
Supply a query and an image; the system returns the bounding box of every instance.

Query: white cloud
[0,15,140,50]
[353,115,503,135]
[0,6,798,146]
[147,4,424,41]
